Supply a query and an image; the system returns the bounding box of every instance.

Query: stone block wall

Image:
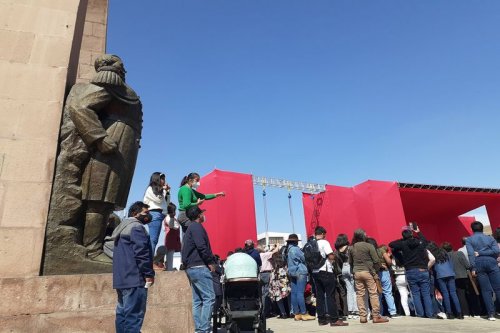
[76,0,108,83]
[0,272,195,333]
[0,0,85,278]
[0,0,108,279]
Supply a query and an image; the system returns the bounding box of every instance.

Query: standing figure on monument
[44,54,142,273]
[76,54,142,262]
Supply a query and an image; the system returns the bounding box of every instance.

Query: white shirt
[143,186,170,214]
[313,239,334,273]
[458,245,470,263]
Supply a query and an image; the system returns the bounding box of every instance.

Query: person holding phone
[143,172,170,266]
[389,225,434,318]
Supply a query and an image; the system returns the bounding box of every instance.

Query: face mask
[137,213,152,224]
[192,181,200,190]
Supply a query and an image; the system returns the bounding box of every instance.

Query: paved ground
[218,315,499,333]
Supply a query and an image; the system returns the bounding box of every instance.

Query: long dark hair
[427,241,448,264]
[149,172,165,196]
[271,252,285,269]
[180,172,200,187]
[352,229,367,244]
[334,233,349,250]
[366,237,378,249]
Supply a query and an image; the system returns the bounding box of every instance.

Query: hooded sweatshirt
[112,217,154,289]
[389,232,429,270]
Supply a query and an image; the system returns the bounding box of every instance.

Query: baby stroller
[220,253,266,333]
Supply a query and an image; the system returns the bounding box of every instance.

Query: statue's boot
[83,212,110,263]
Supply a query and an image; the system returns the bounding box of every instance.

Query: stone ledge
[0,271,194,332]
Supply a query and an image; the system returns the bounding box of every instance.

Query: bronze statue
[43,55,142,274]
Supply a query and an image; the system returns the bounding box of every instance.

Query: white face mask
[192,181,200,189]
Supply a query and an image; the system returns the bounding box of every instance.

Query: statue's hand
[96,137,118,154]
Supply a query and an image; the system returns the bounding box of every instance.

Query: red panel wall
[302,181,406,246]
[197,169,257,259]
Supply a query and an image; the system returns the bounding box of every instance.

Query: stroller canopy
[224,253,258,280]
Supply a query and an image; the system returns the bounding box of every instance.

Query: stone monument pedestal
[0,272,194,333]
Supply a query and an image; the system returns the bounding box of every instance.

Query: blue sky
[107,0,500,237]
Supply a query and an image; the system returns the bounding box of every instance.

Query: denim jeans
[429,275,444,314]
[260,272,271,317]
[342,263,358,312]
[115,287,148,333]
[379,270,397,315]
[290,274,307,315]
[186,267,215,333]
[436,276,461,315]
[475,256,500,316]
[406,268,434,317]
[148,211,165,255]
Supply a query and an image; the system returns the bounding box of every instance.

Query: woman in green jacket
[178,172,224,232]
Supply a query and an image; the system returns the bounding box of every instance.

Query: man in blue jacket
[112,201,155,333]
[465,221,500,321]
[181,206,216,333]
[244,239,262,268]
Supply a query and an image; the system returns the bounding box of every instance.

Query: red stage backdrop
[398,188,500,248]
[197,169,257,259]
[304,181,500,249]
[303,181,406,246]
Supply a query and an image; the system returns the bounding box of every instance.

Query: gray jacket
[103,217,144,258]
[448,250,471,279]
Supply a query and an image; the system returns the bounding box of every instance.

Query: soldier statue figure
[43,54,142,274]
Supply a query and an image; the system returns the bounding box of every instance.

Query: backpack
[280,245,289,264]
[303,238,326,271]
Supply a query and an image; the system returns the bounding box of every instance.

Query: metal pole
[288,192,295,234]
[262,188,269,247]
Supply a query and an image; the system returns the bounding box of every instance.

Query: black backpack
[303,238,326,270]
[280,244,289,263]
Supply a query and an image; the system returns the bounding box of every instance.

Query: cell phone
[410,222,418,231]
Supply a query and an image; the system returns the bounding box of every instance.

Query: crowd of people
[110,170,500,332]
[251,221,500,328]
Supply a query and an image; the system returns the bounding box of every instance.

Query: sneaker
[437,312,447,320]
[390,314,402,319]
[487,316,496,321]
[473,315,481,319]
[347,314,354,319]
[301,314,316,321]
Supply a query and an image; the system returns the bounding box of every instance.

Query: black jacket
[389,232,429,270]
[181,222,215,268]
